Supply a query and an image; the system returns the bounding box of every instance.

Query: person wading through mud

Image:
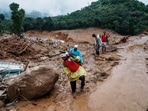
[69,44,84,65]
[101,31,109,53]
[60,52,87,94]
[92,34,102,55]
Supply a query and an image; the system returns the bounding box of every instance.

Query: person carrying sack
[60,52,87,94]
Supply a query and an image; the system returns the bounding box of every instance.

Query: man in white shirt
[92,34,102,55]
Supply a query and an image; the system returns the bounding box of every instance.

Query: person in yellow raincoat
[60,52,87,94]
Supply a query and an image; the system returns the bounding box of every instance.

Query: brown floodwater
[88,36,148,111]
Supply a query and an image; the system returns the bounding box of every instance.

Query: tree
[0,14,5,34]
[9,2,25,37]
[35,17,44,31]
[42,17,53,31]
[23,17,36,31]
[0,14,5,21]
[18,0,148,35]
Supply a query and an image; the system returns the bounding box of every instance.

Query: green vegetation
[51,0,148,35]
[0,0,148,36]
[0,14,5,34]
[9,2,25,37]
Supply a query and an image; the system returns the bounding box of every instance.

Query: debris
[0,61,24,75]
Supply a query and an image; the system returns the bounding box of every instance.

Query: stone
[7,67,59,101]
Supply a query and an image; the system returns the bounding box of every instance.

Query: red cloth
[64,59,80,72]
[101,34,107,42]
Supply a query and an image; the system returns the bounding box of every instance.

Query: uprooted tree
[9,2,25,37]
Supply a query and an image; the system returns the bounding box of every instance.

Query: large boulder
[7,67,59,101]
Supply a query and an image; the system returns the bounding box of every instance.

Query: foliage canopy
[9,2,25,37]
[0,0,148,36]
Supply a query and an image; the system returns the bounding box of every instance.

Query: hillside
[50,0,148,35]
[1,0,148,36]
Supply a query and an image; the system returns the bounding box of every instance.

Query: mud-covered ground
[0,28,148,111]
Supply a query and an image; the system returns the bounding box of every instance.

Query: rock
[0,100,5,108]
[107,46,117,52]
[110,36,128,44]
[95,56,106,61]
[7,67,59,101]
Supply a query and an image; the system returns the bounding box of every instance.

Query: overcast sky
[0,0,147,16]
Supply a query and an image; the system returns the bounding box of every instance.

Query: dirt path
[88,36,148,111]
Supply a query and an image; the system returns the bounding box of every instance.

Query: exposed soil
[0,27,148,111]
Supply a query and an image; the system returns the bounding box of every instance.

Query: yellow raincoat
[63,66,87,81]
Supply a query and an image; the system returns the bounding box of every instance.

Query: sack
[64,59,80,72]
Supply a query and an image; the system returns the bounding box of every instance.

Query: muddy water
[2,36,148,111]
[89,36,148,111]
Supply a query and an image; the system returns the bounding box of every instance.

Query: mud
[89,36,148,111]
[0,28,148,111]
